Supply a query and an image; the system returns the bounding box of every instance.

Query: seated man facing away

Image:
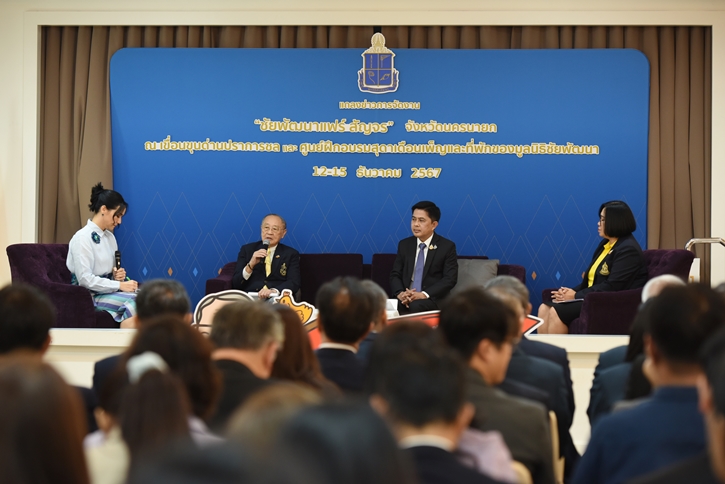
[0,283,98,433]
[629,326,725,484]
[573,284,725,484]
[356,280,389,364]
[486,284,577,478]
[315,276,374,393]
[366,321,507,484]
[438,287,555,484]
[231,213,301,300]
[93,279,192,397]
[207,300,284,431]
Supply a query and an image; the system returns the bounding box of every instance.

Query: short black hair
[136,280,190,321]
[438,287,519,361]
[88,182,128,214]
[600,200,636,238]
[0,284,55,354]
[275,402,415,484]
[366,322,465,427]
[647,284,725,366]
[316,277,373,344]
[701,328,725,416]
[411,201,441,223]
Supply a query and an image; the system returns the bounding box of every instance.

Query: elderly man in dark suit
[232,214,301,300]
[390,201,458,315]
[438,287,556,484]
[207,300,283,431]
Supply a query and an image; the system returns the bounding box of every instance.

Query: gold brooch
[599,262,610,276]
[430,244,437,250]
[280,263,287,276]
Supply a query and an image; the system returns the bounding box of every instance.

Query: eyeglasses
[262,225,283,233]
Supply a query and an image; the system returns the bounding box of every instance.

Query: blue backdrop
[110,45,649,307]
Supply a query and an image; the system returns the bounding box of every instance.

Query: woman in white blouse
[67,183,138,327]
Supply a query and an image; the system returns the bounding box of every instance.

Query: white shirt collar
[417,234,434,247]
[318,342,357,354]
[86,219,108,237]
[399,435,455,451]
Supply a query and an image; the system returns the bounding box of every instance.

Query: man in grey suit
[439,287,555,484]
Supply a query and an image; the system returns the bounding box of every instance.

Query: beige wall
[2,0,725,285]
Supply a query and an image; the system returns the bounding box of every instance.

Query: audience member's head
[120,352,191,470]
[274,402,416,484]
[438,287,519,385]
[366,322,473,445]
[210,300,284,379]
[126,315,221,419]
[699,328,725,482]
[486,285,527,330]
[484,275,532,315]
[128,443,255,484]
[270,305,335,393]
[644,284,725,386]
[641,274,686,303]
[0,355,89,484]
[316,277,374,346]
[136,279,192,323]
[227,382,322,455]
[361,280,388,332]
[0,283,55,354]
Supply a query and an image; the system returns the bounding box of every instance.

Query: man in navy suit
[231,214,300,300]
[573,284,725,484]
[390,201,458,314]
[315,277,374,393]
[367,321,506,484]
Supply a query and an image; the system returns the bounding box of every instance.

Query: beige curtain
[39,25,712,279]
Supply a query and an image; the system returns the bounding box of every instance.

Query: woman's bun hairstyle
[88,182,128,214]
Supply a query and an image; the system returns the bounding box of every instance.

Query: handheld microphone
[114,250,122,270]
[259,239,270,260]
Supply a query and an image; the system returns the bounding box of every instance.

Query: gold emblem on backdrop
[358,33,399,94]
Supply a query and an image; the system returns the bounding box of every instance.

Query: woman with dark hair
[86,352,192,484]
[271,402,416,484]
[67,182,138,327]
[270,305,340,398]
[0,355,90,484]
[124,315,222,445]
[538,200,649,334]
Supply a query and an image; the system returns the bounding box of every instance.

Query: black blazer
[208,359,271,431]
[519,337,575,416]
[315,348,365,394]
[405,446,506,484]
[574,234,648,299]
[231,241,301,293]
[389,233,458,300]
[93,353,122,398]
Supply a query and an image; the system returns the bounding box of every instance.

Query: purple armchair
[542,249,695,334]
[6,243,116,328]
